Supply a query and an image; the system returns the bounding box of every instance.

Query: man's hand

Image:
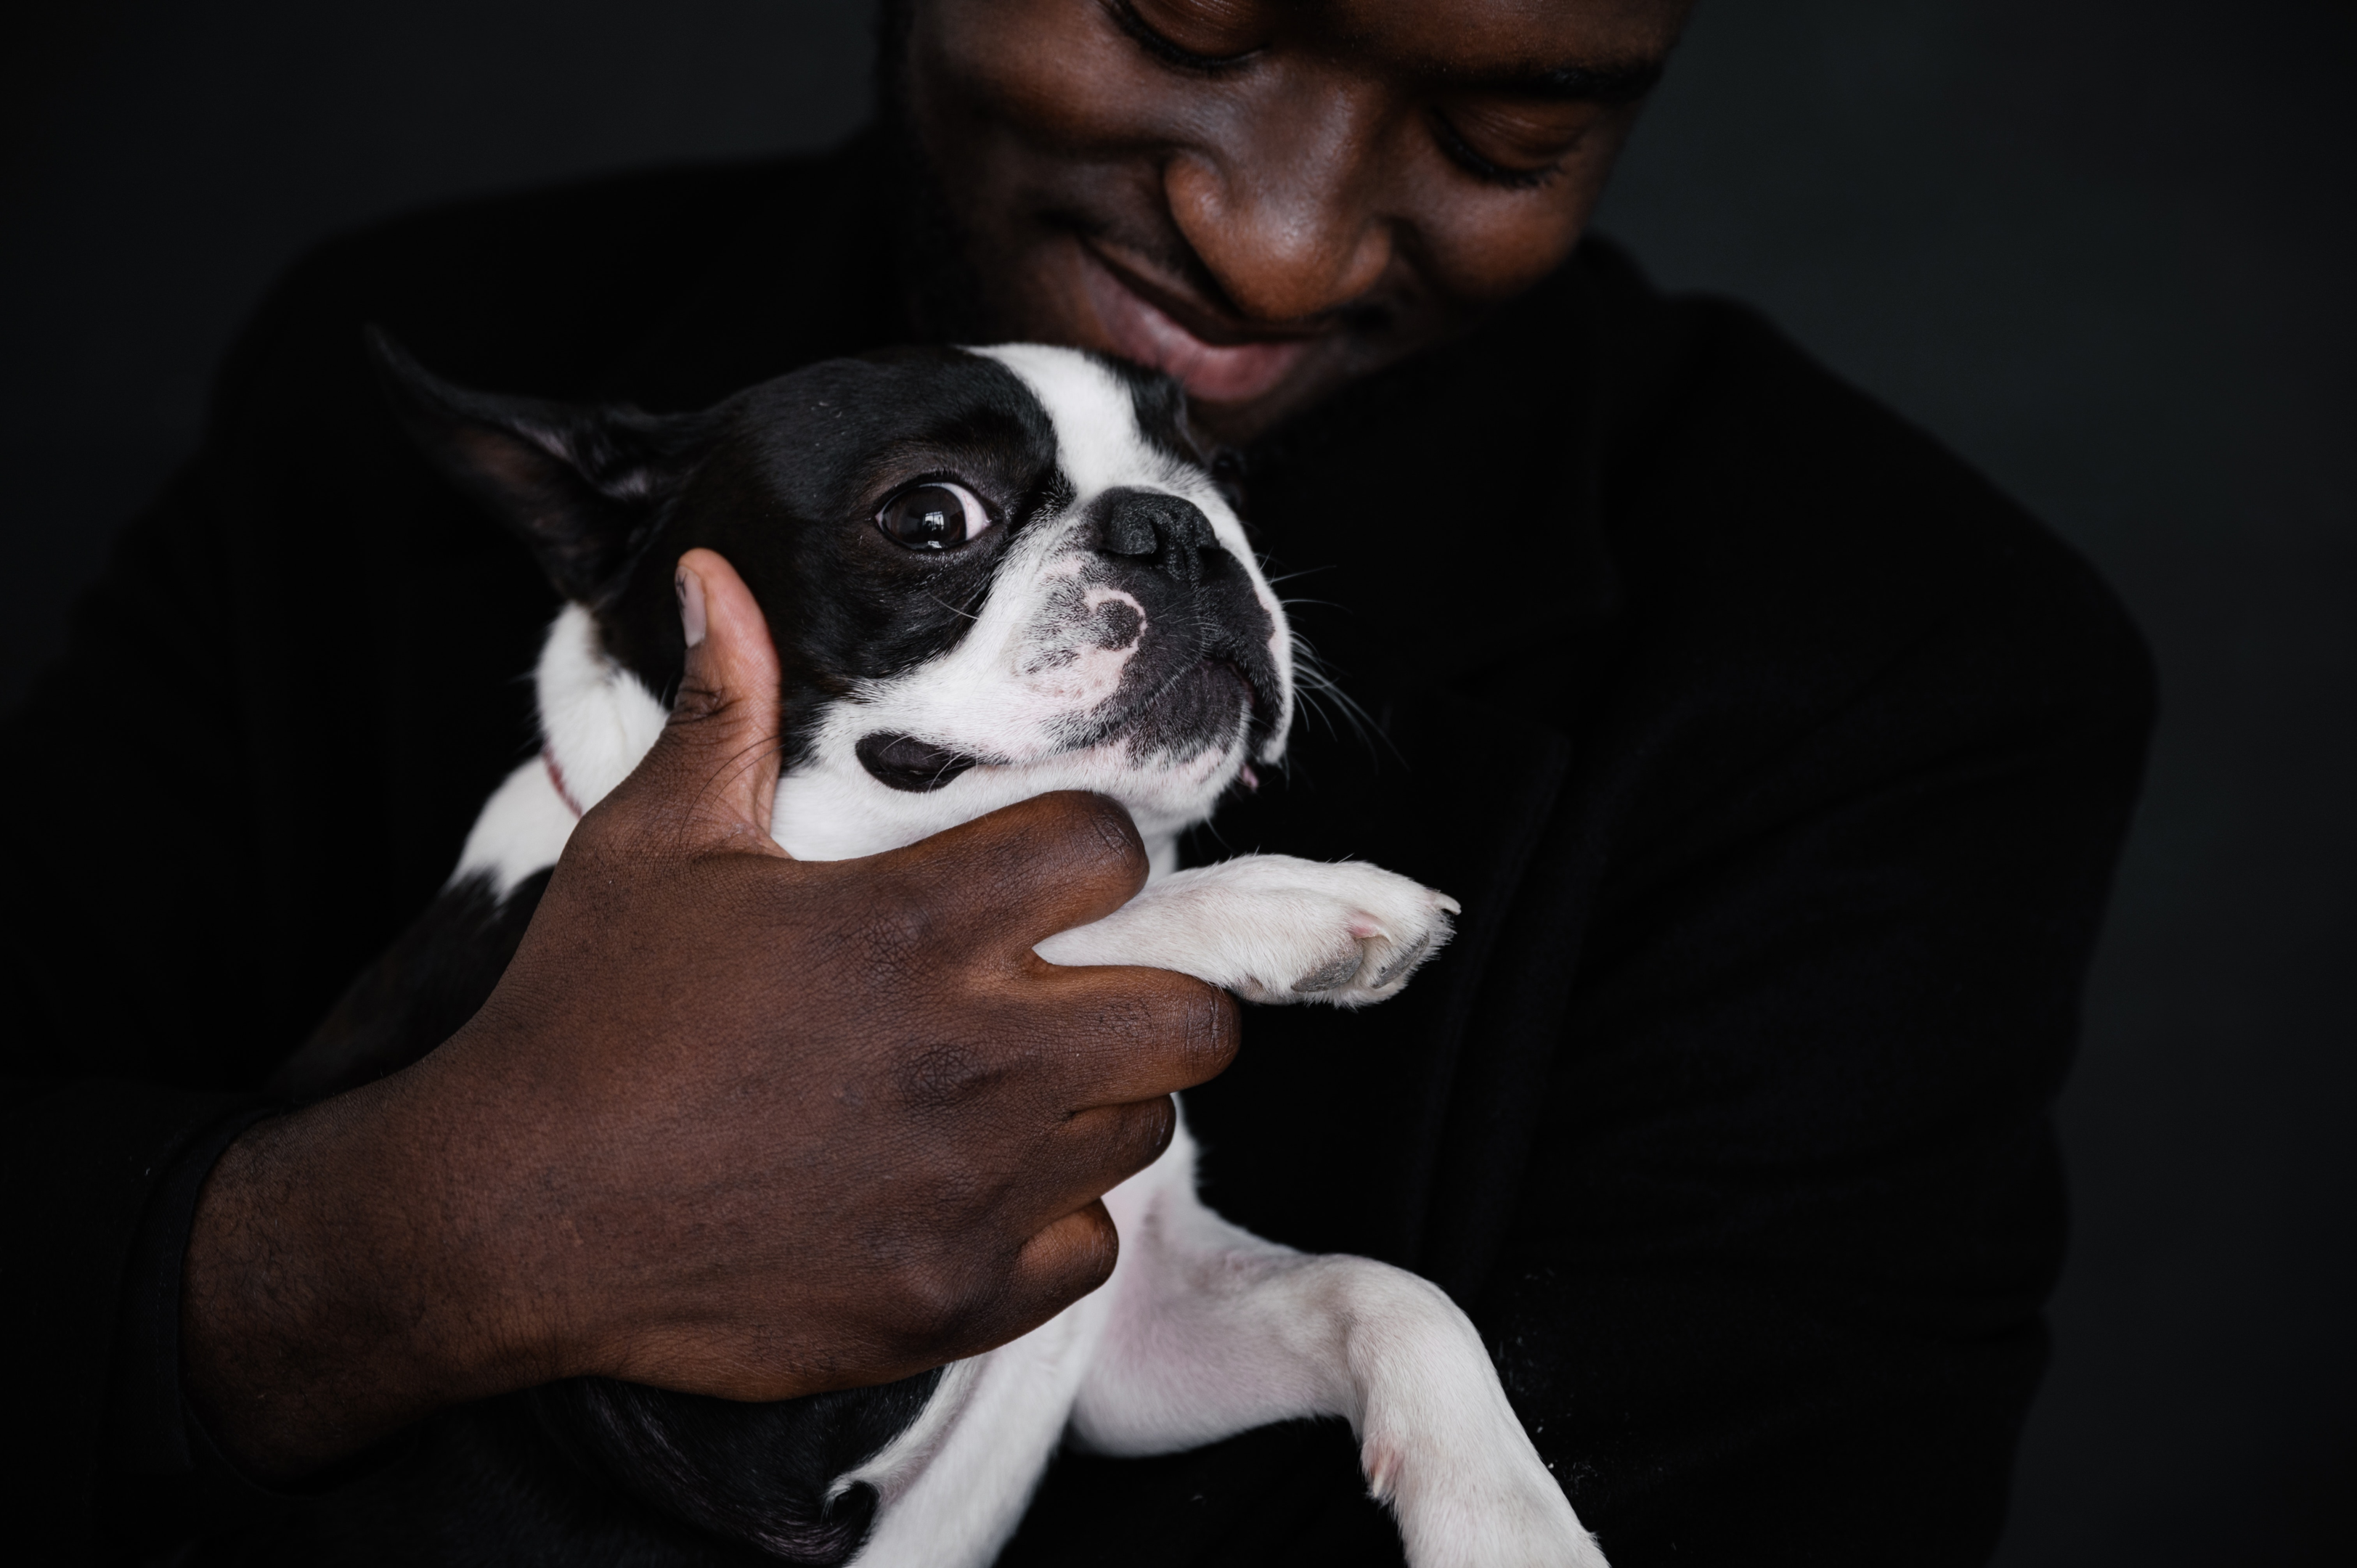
[182,548,1237,1476]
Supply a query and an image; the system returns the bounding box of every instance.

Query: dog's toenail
[1292,949,1366,994]
[1372,935,1433,987]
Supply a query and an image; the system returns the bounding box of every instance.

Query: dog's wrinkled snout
[1095,489,1221,588]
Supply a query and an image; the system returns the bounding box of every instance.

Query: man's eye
[878,483,995,551]
[1429,109,1568,192]
[1109,0,1261,72]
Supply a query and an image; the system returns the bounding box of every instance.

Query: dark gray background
[4,2,2348,1561]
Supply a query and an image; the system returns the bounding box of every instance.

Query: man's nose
[1164,78,1394,324]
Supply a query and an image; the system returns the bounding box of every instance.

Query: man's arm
[4,503,1235,1556]
[176,552,1229,1472]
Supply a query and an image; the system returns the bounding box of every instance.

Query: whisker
[1287,633,1396,767]
[927,591,980,621]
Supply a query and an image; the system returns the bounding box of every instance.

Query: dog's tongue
[855,732,979,793]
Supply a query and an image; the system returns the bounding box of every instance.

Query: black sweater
[0,136,2153,1566]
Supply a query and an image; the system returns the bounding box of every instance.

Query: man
[1,0,2152,1562]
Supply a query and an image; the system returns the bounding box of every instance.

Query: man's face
[903,0,1693,444]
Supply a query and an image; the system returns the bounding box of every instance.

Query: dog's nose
[1096,489,1222,587]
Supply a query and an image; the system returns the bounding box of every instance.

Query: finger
[601,548,788,857]
[875,791,1149,958]
[996,1200,1122,1334]
[992,965,1240,1108]
[926,1201,1121,1366]
[1035,1094,1184,1211]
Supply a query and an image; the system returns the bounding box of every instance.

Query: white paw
[1214,859,1458,1008]
[1032,854,1458,1008]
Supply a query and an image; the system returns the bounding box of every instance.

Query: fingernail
[676,565,707,648]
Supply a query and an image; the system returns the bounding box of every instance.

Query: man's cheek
[1419,156,1623,303]
[917,0,1165,148]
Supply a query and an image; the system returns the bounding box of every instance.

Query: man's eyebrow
[1470,58,1667,105]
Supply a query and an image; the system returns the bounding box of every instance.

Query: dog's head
[376,335,1293,862]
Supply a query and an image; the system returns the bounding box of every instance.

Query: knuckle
[892,1039,1005,1113]
[845,883,950,973]
[664,677,733,730]
[1078,792,1146,864]
[1194,985,1242,1069]
[1120,1095,1178,1167]
[1045,792,1147,887]
[1063,1206,1121,1294]
[1131,974,1238,1076]
[883,1256,996,1351]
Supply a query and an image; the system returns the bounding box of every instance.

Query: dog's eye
[878,483,994,551]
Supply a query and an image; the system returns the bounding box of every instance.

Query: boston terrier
[274,336,1606,1568]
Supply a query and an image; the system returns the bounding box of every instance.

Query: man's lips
[1076,247,1314,405]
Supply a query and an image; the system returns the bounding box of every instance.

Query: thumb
[600,547,788,857]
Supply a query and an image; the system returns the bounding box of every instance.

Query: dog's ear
[367,327,709,605]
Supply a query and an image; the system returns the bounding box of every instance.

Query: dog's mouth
[1143,654,1259,740]
[855,656,1273,796]
[1049,649,1266,756]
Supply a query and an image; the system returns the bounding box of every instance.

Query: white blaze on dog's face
[773,346,1292,865]
[381,338,1293,883]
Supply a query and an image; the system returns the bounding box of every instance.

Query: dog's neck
[532,605,669,821]
[453,607,1192,898]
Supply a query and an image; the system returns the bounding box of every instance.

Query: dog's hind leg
[1078,1125,1607,1568]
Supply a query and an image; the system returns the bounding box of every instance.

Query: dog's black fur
[365,332,1278,785]
[264,338,1275,1564]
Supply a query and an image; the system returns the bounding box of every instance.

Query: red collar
[543,746,585,819]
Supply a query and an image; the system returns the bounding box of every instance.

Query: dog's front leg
[1078,1138,1606,1568]
[1033,854,1459,1007]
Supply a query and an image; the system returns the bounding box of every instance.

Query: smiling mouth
[1076,247,1316,406]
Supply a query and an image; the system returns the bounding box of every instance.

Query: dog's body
[279,341,1603,1567]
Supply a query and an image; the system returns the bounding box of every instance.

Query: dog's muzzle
[854,487,1284,794]
[1078,488,1282,747]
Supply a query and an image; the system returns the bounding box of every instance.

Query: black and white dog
[279,338,1605,1568]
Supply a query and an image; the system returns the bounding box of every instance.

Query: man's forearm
[180,1077,541,1478]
